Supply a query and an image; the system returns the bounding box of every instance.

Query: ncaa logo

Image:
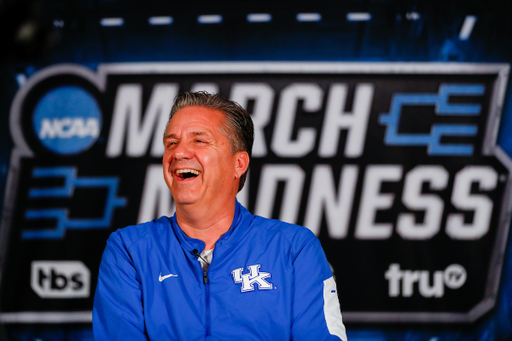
[32,86,101,155]
[31,261,90,298]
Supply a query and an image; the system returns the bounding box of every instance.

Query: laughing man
[93,92,347,341]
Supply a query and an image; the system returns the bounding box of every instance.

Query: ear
[234,151,250,179]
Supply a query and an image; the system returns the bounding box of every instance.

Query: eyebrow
[163,131,212,140]
[189,131,212,138]
[163,133,178,140]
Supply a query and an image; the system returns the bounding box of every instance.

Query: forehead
[167,106,227,133]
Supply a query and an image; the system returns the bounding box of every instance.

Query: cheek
[197,152,216,167]
[163,152,173,167]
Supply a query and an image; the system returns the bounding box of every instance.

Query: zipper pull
[203,271,208,285]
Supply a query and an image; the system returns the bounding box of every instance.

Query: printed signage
[0,63,510,323]
[31,261,90,299]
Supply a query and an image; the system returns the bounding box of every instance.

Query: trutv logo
[385,263,467,298]
[31,261,90,298]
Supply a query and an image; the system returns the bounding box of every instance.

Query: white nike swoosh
[159,272,178,282]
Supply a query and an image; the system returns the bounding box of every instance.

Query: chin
[172,195,198,206]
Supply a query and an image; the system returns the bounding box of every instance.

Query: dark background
[1,0,512,340]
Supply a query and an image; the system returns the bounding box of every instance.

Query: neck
[176,200,236,251]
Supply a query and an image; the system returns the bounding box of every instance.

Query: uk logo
[231,264,273,292]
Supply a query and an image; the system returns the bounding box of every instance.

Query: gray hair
[166,91,254,192]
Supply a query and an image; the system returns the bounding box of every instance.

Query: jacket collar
[170,200,254,254]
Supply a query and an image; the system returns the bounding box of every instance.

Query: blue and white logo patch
[32,86,101,155]
[232,264,273,292]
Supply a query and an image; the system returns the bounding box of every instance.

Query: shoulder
[248,215,330,275]
[107,216,172,251]
[251,215,319,252]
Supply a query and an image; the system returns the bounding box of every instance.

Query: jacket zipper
[203,270,208,284]
[204,268,211,336]
[192,249,211,336]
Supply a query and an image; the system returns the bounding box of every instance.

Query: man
[93,92,347,341]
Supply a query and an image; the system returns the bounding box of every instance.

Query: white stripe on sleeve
[323,276,347,340]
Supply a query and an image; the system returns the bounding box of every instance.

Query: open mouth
[176,169,200,180]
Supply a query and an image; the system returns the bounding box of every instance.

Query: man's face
[163,106,245,208]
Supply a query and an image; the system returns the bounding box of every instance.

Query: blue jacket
[93,202,347,341]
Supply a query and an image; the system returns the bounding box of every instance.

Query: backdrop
[1,1,512,340]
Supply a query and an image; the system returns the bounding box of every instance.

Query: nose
[172,140,193,160]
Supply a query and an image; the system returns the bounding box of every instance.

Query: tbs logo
[31,261,90,298]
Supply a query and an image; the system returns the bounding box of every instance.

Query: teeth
[176,169,200,175]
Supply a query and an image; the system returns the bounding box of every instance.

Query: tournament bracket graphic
[0,63,510,324]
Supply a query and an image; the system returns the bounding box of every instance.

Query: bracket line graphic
[23,167,127,239]
[379,84,484,155]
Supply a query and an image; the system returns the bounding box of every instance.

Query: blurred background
[1,0,512,340]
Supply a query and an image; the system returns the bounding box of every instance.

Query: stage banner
[0,62,510,324]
